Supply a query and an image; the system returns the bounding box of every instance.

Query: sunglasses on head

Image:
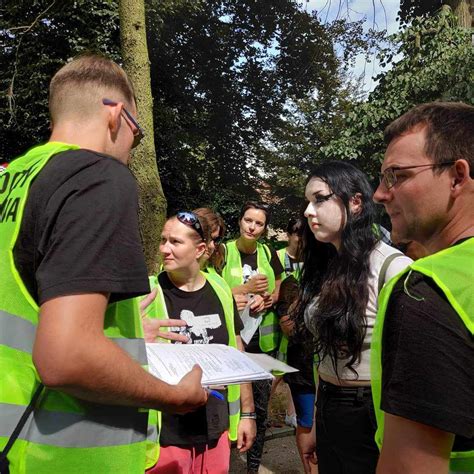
[176,211,205,241]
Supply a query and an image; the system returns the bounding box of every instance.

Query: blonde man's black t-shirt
[13,149,149,304]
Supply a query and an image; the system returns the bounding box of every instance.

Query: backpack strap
[0,383,44,474]
[378,252,405,294]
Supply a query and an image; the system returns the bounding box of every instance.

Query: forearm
[34,294,186,412]
[44,336,182,411]
[232,283,249,296]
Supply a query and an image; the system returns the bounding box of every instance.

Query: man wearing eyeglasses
[0,54,207,473]
[372,102,474,474]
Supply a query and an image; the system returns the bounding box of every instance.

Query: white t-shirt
[308,241,412,381]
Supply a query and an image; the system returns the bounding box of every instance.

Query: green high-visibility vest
[141,271,241,468]
[222,240,280,353]
[276,248,301,363]
[0,142,148,473]
[371,238,474,472]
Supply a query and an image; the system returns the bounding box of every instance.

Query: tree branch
[7,1,57,125]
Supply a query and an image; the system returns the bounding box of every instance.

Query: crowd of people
[0,53,472,474]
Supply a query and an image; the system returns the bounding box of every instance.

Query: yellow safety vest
[222,240,280,352]
[0,142,148,473]
[276,248,301,363]
[371,238,474,472]
[142,271,241,468]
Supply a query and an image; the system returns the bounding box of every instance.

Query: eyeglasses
[313,193,334,205]
[379,162,456,189]
[212,235,223,246]
[102,98,144,149]
[177,211,205,241]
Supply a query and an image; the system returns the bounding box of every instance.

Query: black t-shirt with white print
[239,248,284,284]
[239,247,284,353]
[158,272,243,446]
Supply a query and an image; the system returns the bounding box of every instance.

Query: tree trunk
[119,0,166,275]
[445,0,473,27]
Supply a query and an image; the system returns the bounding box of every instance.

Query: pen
[209,389,225,401]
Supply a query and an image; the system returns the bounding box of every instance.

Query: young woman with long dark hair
[294,162,412,474]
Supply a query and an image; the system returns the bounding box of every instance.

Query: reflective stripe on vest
[276,249,301,362]
[222,240,280,352]
[0,142,148,473]
[0,403,148,447]
[371,238,474,472]
[0,308,147,364]
[141,271,241,469]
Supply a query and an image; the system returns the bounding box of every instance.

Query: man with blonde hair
[0,53,207,473]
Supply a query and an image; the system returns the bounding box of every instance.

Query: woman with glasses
[293,162,412,474]
[221,201,284,474]
[193,207,226,274]
[143,211,256,474]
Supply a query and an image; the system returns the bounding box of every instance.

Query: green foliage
[0,0,394,233]
[321,7,474,178]
[398,0,444,25]
[145,0,343,222]
[0,0,121,161]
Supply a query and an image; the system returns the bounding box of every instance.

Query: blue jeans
[316,379,379,474]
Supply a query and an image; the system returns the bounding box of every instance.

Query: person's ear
[106,102,123,136]
[196,242,207,260]
[451,159,472,196]
[349,193,363,216]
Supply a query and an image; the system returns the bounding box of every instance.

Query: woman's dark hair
[287,217,303,235]
[193,207,226,271]
[239,201,270,229]
[293,161,378,378]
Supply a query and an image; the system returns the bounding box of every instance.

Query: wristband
[240,412,257,420]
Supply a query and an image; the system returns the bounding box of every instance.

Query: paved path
[230,428,304,474]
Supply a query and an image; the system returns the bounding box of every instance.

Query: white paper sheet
[146,343,273,386]
[239,296,262,344]
[245,352,299,374]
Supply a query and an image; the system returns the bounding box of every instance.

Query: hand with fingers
[237,418,256,453]
[163,365,209,414]
[262,291,274,310]
[234,293,248,312]
[249,294,266,314]
[245,274,268,294]
[140,287,189,343]
[279,314,295,336]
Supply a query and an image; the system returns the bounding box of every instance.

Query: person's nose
[304,202,315,218]
[373,181,390,204]
[159,242,171,255]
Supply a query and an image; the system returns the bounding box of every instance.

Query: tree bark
[119,0,166,275]
[445,0,473,27]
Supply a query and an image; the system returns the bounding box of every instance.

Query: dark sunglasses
[177,211,205,241]
[212,235,223,246]
[102,98,144,149]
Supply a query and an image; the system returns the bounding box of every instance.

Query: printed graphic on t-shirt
[174,309,222,344]
[242,264,258,283]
